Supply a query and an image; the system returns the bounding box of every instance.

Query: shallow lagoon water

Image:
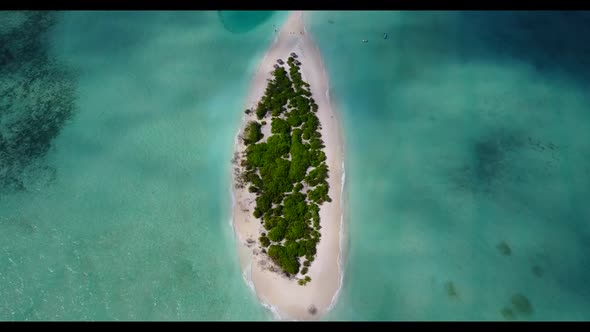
[0,11,286,320]
[309,11,590,320]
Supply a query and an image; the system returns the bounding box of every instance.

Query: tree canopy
[243,121,263,145]
[240,59,332,279]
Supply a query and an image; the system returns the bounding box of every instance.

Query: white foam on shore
[245,264,285,321]
[241,256,302,321]
[261,301,284,320]
[318,32,346,313]
[326,160,346,313]
[229,112,243,228]
[328,161,346,312]
[229,192,236,229]
[239,258,284,321]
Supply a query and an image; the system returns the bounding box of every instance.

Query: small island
[232,11,343,320]
[239,56,331,285]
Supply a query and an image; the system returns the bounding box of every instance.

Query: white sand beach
[231,11,345,320]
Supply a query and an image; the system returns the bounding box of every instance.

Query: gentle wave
[328,160,346,312]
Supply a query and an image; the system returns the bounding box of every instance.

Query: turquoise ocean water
[2,10,590,321]
[0,11,286,320]
[308,11,590,320]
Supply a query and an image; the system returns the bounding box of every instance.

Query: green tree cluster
[255,67,294,120]
[240,59,332,280]
[243,121,263,146]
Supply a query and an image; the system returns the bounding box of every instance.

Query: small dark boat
[383,33,388,39]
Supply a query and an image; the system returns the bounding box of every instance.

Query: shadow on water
[372,11,590,86]
[217,11,275,34]
[455,11,590,85]
[449,127,528,195]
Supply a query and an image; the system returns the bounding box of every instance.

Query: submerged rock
[501,307,516,320]
[0,11,77,193]
[496,241,512,256]
[511,293,533,316]
[532,265,544,278]
[445,281,459,298]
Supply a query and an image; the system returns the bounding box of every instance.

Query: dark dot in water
[511,293,533,316]
[455,129,526,195]
[445,281,459,299]
[532,265,544,278]
[496,241,512,256]
[473,139,504,185]
[501,307,516,320]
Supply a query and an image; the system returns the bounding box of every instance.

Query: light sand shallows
[231,11,345,320]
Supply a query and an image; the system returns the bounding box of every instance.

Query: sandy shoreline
[231,11,345,321]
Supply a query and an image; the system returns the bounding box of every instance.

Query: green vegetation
[297,275,312,286]
[243,121,263,146]
[241,59,331,281]
[259,234,271,247]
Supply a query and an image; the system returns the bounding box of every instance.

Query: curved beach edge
[230,10,346,321]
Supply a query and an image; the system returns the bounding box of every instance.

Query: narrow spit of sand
[231,11,345,321]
